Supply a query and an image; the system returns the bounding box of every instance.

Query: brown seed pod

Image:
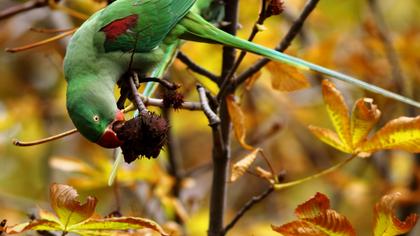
[162,90,185,110]
[114,112,169,163]
[266,0,285,17]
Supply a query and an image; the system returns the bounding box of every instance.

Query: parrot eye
[93,115,100,122]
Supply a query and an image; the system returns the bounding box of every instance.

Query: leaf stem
[274,154,357,190]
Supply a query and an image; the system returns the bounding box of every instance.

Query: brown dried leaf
[226,95,253,150]
[50,183,98,226]
[360,116,420,153]
[308,126,352,153]
[373,192,418,236]
[273,192,356,236]
[6,220,61,234]
[322,80,352,149]
[230,148,260,182]
[267,61,310,91]
[351,98,381,147]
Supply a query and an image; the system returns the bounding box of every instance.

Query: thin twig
[197,85,221,126]
[223,171,286,234]
[13,128,78,147]
[30,27,77,34]
[230,0,320,91]
[128,72,148,115]
[223,186,274,234]
[123,95,202,112]
[177,52,220,82]
[218,0,270,94]
[137,77,180,90]
[5,28,77,53]
[0,0,48,20]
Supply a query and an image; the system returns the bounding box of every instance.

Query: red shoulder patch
[100,14,139,41]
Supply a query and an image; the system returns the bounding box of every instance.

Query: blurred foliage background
[0,0,419,235]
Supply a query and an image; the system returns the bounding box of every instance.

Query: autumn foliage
[0,0,419,236]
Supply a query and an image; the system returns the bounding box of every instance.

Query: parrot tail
[179,12,420,108]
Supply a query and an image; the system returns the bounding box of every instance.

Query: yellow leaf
[351,98,381,147]
[266,61,310,91]
[360,116,420,153]
[70,217,169,236]
[272,192,356,236]
[322,80,352,149]
[230,148,260,182]
[373,192,418,236]
[308,126,351,153]
[226,95,253,150]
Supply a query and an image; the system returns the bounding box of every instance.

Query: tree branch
[177,52,220,82]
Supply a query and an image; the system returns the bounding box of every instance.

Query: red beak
[97,110,125,148]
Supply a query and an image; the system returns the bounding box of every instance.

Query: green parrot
[64,0,420,149]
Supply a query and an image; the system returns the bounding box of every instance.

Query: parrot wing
[96,0,196,53]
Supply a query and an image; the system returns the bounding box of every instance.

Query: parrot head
[66,79,125,148]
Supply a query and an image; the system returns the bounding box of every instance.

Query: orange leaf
[322,80,352,149]
[308,126,351,153]
[50,183,98,226]
[226,95,253,150]
[272,192,356,236]
[350,98,381,147]
[373,192,418,236]
[267,61,310,91]
[295,192,331,219]
[272,221,327,235]
[230,148,260,182]
[360,116,420,153]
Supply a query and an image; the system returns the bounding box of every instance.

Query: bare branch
[177,52,220,82]
[223,172,286,234]
[197,85,221,126]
